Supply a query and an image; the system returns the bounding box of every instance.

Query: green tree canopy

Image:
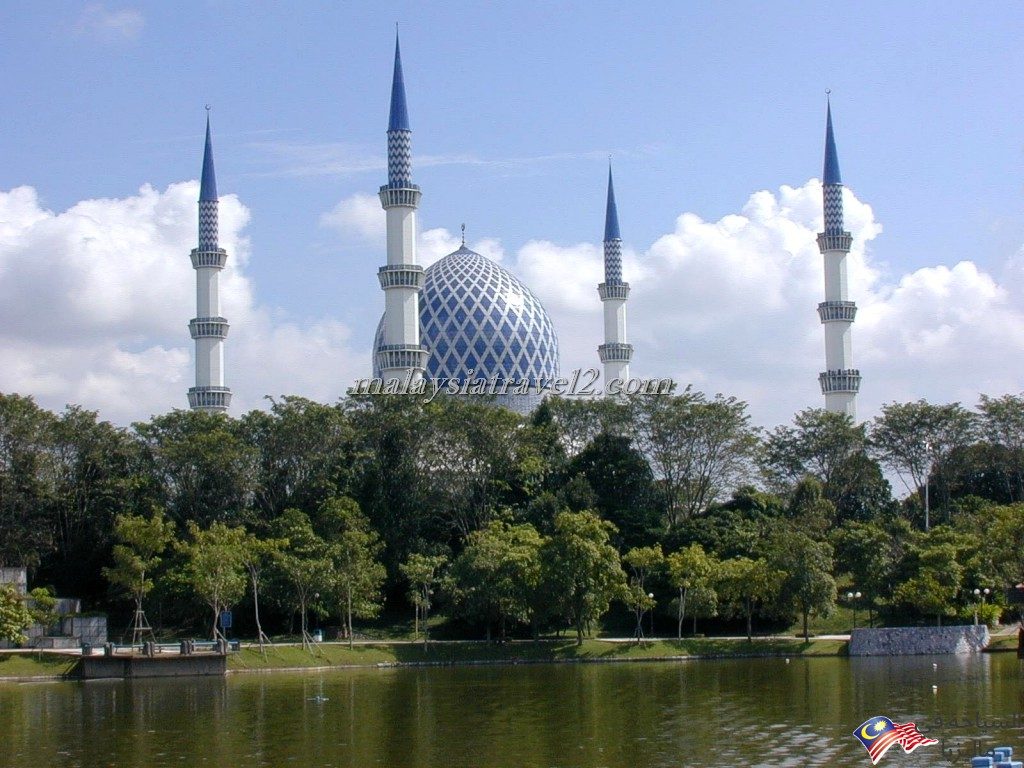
[317,496,387,648]
[0,584,33,646]
[448,519,545,641]
[666,543,718,639]
[542,510,626,645]
[178,521,249,640]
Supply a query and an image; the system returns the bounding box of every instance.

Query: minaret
[597,165,633,390]
[375,33,428,384]
[187,111,231,412]
[816,98,860,418]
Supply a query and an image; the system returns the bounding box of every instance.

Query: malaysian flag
[852,716,938,765]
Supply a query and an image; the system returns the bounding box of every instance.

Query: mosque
[185,35,860,417]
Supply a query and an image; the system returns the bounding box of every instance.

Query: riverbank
[0,637,847,680]
[226,637,850,672]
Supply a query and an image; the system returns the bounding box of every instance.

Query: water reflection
[0,655,1021,767]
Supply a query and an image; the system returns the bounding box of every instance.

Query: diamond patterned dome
[374,246,560,409]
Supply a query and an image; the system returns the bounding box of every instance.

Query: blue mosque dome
[374,245,560,410]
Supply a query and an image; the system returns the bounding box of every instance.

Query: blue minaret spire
[822,97,845,235]
[386,31,413,188]
[198,110,219,250]
[603,164,623,283]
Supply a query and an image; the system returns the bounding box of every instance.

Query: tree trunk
[347,584,354,650]
[576,622,583,646]
[677,587,685,640]
[802,609,809,642]
[746,598,752,642]
[251,569,266,649]
[300,598,308,651]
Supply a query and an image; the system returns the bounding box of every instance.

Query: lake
[1,653,1021,767]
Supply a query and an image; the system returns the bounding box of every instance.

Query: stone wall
[849,625,990,656]
[0,568,27,595]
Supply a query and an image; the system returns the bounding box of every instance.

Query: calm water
[1,654,1022,767]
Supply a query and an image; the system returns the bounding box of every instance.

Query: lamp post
[972,588,991,626]
[846,591,862,630]
[648,593,655,638]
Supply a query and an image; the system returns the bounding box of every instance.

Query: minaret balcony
[599,342,634,363]
[189,317,230,339]
[187,386,232,410]
[378,264,425,290]
[598,282,630,300]
[818,369,861,394]
[817,300,858,323]
[190,248,228,269]
[376,343,429,372]
[816,232,852,252]
[378,185,421,208]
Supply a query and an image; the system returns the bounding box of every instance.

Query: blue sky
[1,2,1023,427]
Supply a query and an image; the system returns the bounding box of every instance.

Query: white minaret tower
[187,111,231,412]
[598,166,633,391]
[375,33,428,384]
[816,98,860,418]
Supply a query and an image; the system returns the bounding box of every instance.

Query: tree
[667,544,717,639]
[272,508,334,650]
[178,522,249,641]
[892,542,963,626]
[0,393,56,569]
[977,393,1024,502]
[241,533,287,650]
[416,399,531,537]
[832,521,901,623]
[566,432,660,550]
[27,587,58,634]
[400,553,447,645]
[769,532,836,641]
[45,405,139,600]
[102,508,175,643]
[545,396,629,459]
[761,408,865,494]
[632,389,758,528]
[240,396,355,518]
[542,511,627,645]
[982,504,1024,587]
[448,519,544,641]
[622,545,664,641]
[318,497,387,649]
[869,400,976,521]
[133,410,257,528]
[0,584,33,645]
[717,557,780,641]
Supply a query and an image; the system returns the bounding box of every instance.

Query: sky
[1,2,1023,428]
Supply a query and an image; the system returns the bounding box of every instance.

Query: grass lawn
[228,636,847,671]
[0,652,78,679]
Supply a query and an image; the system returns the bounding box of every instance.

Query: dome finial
[461,223,466,247]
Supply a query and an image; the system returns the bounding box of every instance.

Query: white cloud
[510,180,1024,427]
[321,193,505,266]
[72,4,144,41]
[5,178,1023,429]
[0,183,363,423]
